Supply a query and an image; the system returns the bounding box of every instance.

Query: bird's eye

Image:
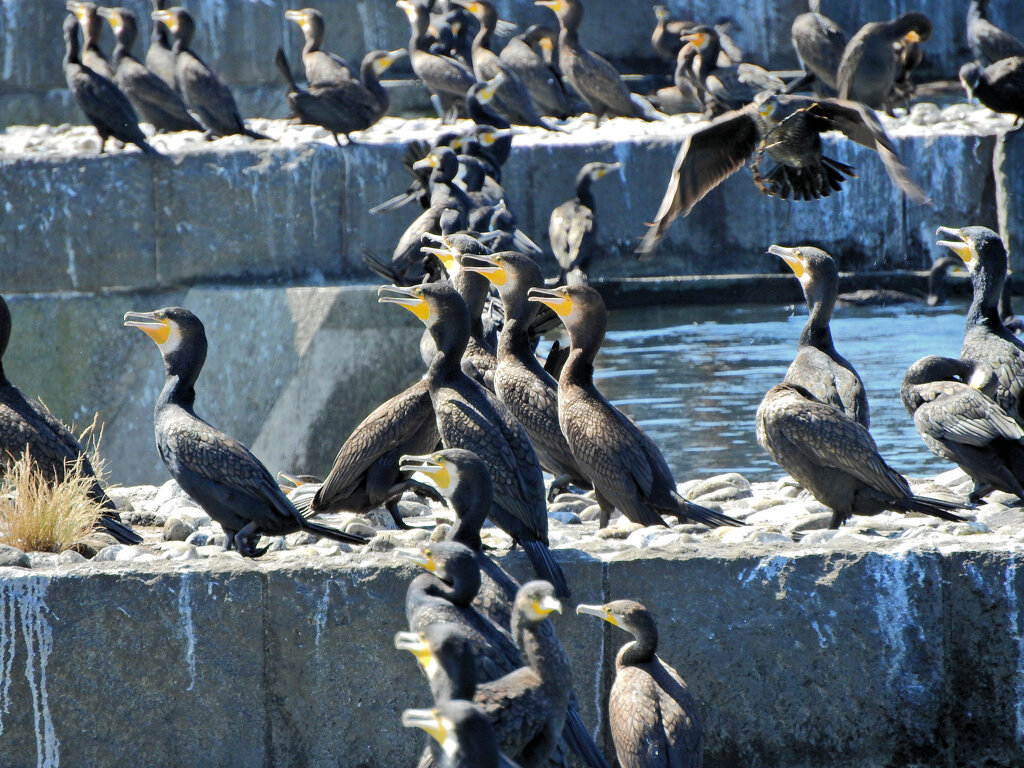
[494,256,502,264]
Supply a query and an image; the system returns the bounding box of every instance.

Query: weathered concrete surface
[4,0,1023,126]
[2,544,1024,767]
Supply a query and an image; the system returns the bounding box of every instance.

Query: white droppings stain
[313,582,331,650]
[741,554,788,587]
[869,553,927,701]
[809,618,834,649]
[1004,555,1024,742]
[0,575,60,767]
[177,573,197,692]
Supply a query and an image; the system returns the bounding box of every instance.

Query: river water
[587,299,969,484]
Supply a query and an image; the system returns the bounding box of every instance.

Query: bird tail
[273,47,299,92]
[243,125,272,141]
[296,517,369,546]
[673,493,744,527]
[521,538,570,598]
[893,495,969,523]
[138,139,164,158]
[361,248,408,284]
[370,191,418,215]
[563,703,611,768]
[98,514,143,545]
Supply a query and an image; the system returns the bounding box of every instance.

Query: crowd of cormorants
[3,0,1024,765]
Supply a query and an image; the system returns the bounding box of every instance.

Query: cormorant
[636,93,927,256]
[459,250,593,498]
[67,1,114,79]
[500,25,572,119]
[771,244,869,428]
[960,57,1024,127]
[62,15,160,157]
[836,12,932,109]
[548,161,620,286]
[967,0,1024,66]
[124,307,367,556]
[0,295,140,545]
[790,0,847,95]
[681,25,783,114]
[97,7,202,133]
[151,7,270,140]
[756,382,968,528]
[937,225,1024,426]
[403,700,518,768]
[651,5,691,62]
[146,0,178,94]
[576,600,703,768]
[283,7,359,85]
[534,0,653,121]
[901,355,1024,502]
[380,283,569,596]
[397,0,477,120]
[286,379,442,529]
[836,254,961,308]
[273,47,406,145]
[527,285,743,529]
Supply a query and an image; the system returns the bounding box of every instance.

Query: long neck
[425,573,475,606]
[473,16,493,53]
[618,632,657,666]
[0,361,8,387]
[497,304,538,362]
[512,616,565,683]
[967,268,1005,330]
[558,6,581,48]
[428,323,469,384]
[157,372,197,412]
[448,488,487,551]
[799,288,836,351]
[360,59,387,105]
[574,173,595,208]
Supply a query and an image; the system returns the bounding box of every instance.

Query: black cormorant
[771,244,869,428]
[636,92,927,256]
[146,0,178,93]
[97,7,202,133]
[380,283,569,596]
[548,161,620,286]
[500,25,572,119]
[527,285,743,529]
[960,57,1024,127]
[790,0,847,95]
[901,355,1024,502]
[62,15,159,156]
[681,25,783,114]
[273,47,406,145]
[836,12,932,109]
[534,0,653,121]
[576,600,703,768]
[67,1,114,79]
[937,225,1024,426]
[756,382,968,528]
[836,254,961,308]
[651,5,691,62]
[151,7,270,140]
[397,0,477,120]
[403,700,517,768]
[124,307,367,556]
[967,0,1024,66]
[0,295,140,545]
[283,7,358,85]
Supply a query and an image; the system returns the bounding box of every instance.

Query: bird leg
[546,473,579,503]
[233,522,269,557]
[381,479,447,529]
[384,498,412,529]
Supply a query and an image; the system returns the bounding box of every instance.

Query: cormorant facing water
[901,355,1024,502]
[151,7,270,140]
[379,282,569,597]
[0,295,141,545]
[527,285,743,529]
[63,15,160,156]
[548,161,620,286]
[756,382,968,528]
[124,307,367,556]
[772,244,869,428]
[576,600,703,768]
[97,7,202,133]
[937,225,1024,426]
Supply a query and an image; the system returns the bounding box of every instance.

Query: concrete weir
[0,542,1022,768]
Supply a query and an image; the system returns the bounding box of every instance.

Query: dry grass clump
[0,451,104,553]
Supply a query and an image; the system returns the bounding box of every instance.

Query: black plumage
[636,93,926,256]
[0,295,140,545]
[146,0,178,93]
[967,0,1024,67]
[772,244,869,428]
[901,356,1024,502]
[836,12,932,109]
[548,161,619,286]
[124,307,367,556]
[151,7,270,140]
[790,0,847,95]
[576,600,703,768]
[500,25,572,119]
[62,15,159,157]
[527,285,743,529]
[756,382,968,528]
[379,282,569,597]
[284,7,358,86]
[650,6,691,62]
[67,1,114,79]
[681,25,783,114]
[98,7,202,133]
[937,225,1024,426]
[403,699,519,768]
[960,57,1024,127]
[398,0,477,120]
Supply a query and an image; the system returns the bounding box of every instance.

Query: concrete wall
[4,0,1023,127]
[2,543,1023,767]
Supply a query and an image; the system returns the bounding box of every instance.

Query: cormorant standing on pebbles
[576,600,703,768]
[62,15,160,156]
[527,285,743,529]
[124,307,367,556]
[937,225,1024,426]
[901,355,1024,502]
[548,161,620,286]
[772,244,869,428]
[836,12,932,109]
[756,382,968,528]
[967,0,1024,66]
[0,295,141,545]
[380,283,570,597]
[152,7,270,140]
[284,7,359,85]
[959,57,1024,127]
[97,7,202,133]
[636,93,926,256]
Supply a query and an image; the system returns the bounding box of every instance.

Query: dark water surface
[584,300,968,484]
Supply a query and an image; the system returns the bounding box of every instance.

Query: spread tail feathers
[521,538,570,598]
